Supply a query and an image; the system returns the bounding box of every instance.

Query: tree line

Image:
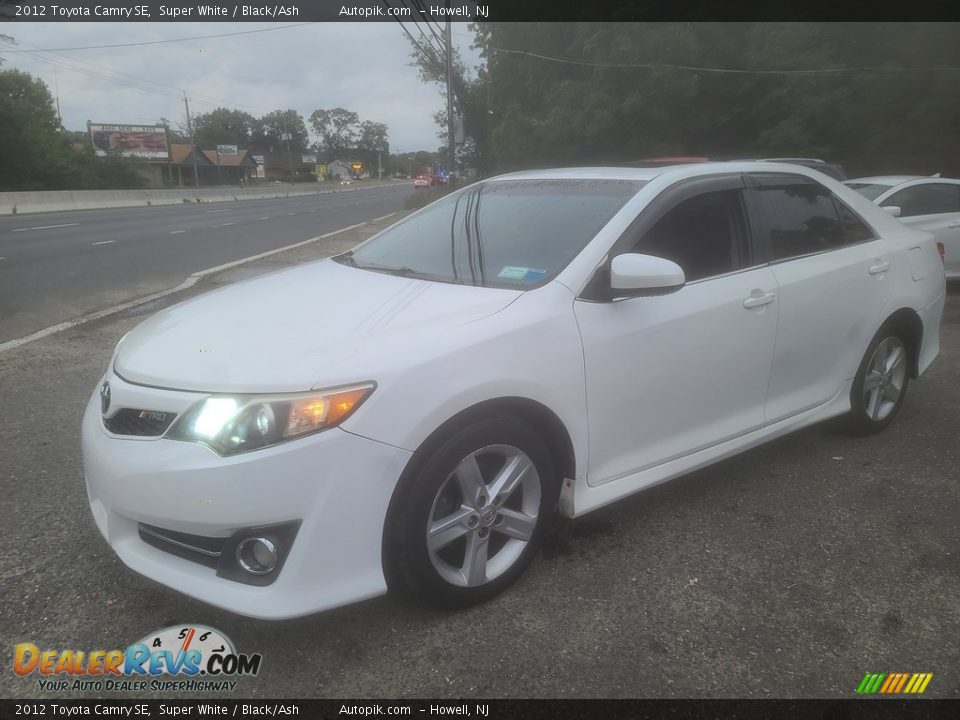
[417,22,960,178]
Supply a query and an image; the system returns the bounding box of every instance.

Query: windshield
[336,179,644,288]
[845,182,893,201]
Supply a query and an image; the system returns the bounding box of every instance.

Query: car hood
[114,259,522,393]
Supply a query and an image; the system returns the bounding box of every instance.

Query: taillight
[936,242,945,263]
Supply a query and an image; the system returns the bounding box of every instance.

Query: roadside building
[201,149,259,185]
[325,160,353,180]
[256,151,318,183]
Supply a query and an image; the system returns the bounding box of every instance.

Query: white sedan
[83,163,945,619]
[846,175,960,279]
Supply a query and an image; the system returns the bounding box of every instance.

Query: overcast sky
[1,22,481,152]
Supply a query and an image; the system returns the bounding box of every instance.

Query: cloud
[3,21,480,152]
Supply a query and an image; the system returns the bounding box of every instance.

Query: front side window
[884,183,960,217]
[338,179,644,288]
[754,176,844,261]
[631,189,747,282]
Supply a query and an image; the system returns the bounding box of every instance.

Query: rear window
[845,182,893,201]
[338,179,644,288]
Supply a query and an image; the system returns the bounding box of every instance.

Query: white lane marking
[0,213,396,354]
[286,212,295,216]
[11,223,80,233]
[309,209,318,213]
[91,240,116,246]
[219,222,235,227]
[206,209,228,214]
[169,230,185,234]
[259,216,269,220]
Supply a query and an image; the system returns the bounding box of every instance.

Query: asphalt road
[0,217,957,700]
[0,182,414,343]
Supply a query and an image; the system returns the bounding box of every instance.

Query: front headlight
[167,383,375,456]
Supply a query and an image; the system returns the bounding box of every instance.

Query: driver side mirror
[881,205,902,218]
[609,253,686,297]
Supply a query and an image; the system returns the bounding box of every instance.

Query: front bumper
[81,373,412,619]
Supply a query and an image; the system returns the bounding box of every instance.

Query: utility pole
[282,116,294,186]
[183,91,200,188]
[444,15,455,183]
[53,68,62,127]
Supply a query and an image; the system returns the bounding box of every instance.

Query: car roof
[845,176,930,186]
[487,161,845,183]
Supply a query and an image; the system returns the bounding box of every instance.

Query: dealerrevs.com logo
[13,625,262,693]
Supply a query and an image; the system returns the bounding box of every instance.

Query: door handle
[868,261,891,275]
[743,292,775,309]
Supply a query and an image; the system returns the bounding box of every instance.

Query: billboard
[301,153,317,165]
[89,123,169,159]
[217,144,239,156]
[253,155,266,179]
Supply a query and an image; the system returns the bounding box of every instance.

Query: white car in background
[846,176,960,278]
[82,163,945,619]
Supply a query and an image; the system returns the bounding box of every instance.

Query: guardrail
[0,181,400,216]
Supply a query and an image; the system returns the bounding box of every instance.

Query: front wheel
[390,416,558,608]
[847,330,910,435]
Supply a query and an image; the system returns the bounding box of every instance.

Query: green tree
[415,22,960,177]
[192,107,257,149]
[0,68,78,190]
[309,107,360,159]
[253,109,309,153]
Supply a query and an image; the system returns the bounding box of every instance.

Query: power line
[0,23,313,53]
[491,47,960,77]
[1,36,276,117]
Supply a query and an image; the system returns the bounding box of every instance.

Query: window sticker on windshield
[498,266,547,282]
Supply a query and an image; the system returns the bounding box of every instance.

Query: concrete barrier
[0,181,401,216]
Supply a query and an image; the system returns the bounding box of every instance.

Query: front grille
[104,408,176,436]
[138,523,225,570]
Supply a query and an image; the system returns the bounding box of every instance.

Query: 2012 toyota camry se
[82,162,945,619]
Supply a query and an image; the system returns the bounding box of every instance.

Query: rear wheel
[391,416,558,608]
[847,330,910,434]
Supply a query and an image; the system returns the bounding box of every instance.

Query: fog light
[236,537,278,575]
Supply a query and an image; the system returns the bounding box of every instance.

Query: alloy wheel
[426,444,541,588]
[863,337,907,422]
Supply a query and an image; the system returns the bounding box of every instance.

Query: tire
[847,327,910,435]
[389,415,559,609]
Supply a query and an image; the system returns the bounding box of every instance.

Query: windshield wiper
[360,265,421,278]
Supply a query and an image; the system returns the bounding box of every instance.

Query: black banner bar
[2,699,960,719]
[2,0,960,22]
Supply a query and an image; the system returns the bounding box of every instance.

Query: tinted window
[632,189,746,281]
[340,179,643,288]
[885,183,960,217]
[834,199,875,243]
[845,182,892,201]
[754,177,844,260]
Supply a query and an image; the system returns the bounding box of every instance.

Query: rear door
[880,181,960,277]
[748,173,891,423]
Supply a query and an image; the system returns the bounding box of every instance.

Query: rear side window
[632,189,747,281]
[834,200,875,243]
[753,176,845,261]
[885,183,960,217]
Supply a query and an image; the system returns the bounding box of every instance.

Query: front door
[576,178,779,485]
